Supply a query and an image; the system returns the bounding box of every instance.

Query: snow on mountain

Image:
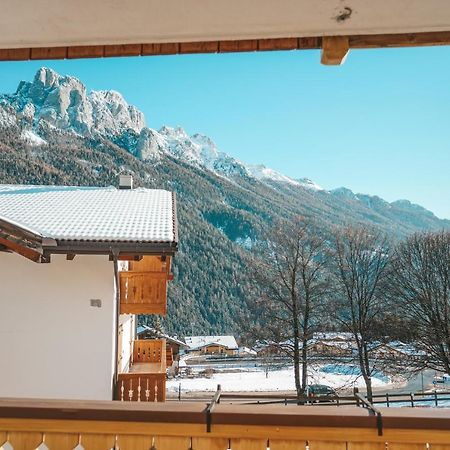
[1,67,145,139]
[246,164,300,186]
[297,178,324,191]
[20,129,47,146]
[0,67,322,189]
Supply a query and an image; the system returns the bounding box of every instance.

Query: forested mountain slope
[1,68,448,334]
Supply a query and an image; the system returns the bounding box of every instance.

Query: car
[306,384,337,402]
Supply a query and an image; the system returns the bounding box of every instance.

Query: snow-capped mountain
[0,67,318,188]
[1,67,145,138]
[0,67,446,225]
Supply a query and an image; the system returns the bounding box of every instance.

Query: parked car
[306,384,337,401]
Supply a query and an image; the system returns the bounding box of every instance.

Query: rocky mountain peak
[3,67,145,138]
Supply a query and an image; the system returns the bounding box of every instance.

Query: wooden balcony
[119,256,173,315]
[0,398,449,449]
[116,339,166,402]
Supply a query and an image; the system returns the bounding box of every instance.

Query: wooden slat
[67,45,105,59]
[154,436,191,450]
[430,446,450,450]
[232,438,268,450]
[179,41,219,53]
[258,38,298,51]
[45,433,79,450]
[271,439,307,449]
[0,48,31,60]
[142,43,179,55]
[79,433,115,450]
[116,435,154,450]
[8,431,41,449]
[347,443,386,450]
[388,445,427,450]
[104,44,142,57]
[308,441,347,450]
[298,37,321,49]
[31,47,67,60]
[219,40,258,52]
[192,437,230,450]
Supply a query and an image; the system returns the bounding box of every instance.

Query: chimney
[119,174,133,190]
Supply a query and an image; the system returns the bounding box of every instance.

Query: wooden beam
[321,36,349,65]
[1,30,450,62]
[0,237,42,263]
[66,253,76,261]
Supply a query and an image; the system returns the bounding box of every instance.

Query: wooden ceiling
[1,0,450,64]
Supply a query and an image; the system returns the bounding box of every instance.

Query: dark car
[307,384,337,401]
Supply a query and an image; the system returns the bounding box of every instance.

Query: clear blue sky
[1,47,449,218]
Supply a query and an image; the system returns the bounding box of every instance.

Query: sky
[0,47,449,219]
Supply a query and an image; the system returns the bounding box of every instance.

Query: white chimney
[119,174,133,190]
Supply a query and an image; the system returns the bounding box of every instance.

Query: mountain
[1,67,448,335]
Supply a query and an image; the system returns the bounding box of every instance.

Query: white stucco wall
[0,252,116,400]
[118,314,134,373]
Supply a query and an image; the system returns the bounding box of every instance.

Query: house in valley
[0,182,178,402]
[185,335,238,356]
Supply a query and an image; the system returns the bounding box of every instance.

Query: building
[185,335,238,356]
[0,183,177,401]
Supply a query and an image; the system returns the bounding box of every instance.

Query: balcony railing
[0,398,449,449]
[119,271,168,315]
[116,339,166,402]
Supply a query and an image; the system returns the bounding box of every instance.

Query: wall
[0,252,116,400]
[118,314,134,373]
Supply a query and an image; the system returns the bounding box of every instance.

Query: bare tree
[243,217,330,399]
[389,230,450,373]
[330,225,390,401]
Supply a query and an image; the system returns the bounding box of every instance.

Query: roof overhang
[1,0,450,65]
[0,217,178,263]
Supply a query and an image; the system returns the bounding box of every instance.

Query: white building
[0,184,177,401]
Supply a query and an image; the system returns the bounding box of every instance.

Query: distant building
[185,335,238,356]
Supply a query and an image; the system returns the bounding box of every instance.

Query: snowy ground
[167,364,395,394]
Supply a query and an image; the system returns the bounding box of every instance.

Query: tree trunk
[293,332,302,401]
[364,374,373,403]
[301,336,308,391]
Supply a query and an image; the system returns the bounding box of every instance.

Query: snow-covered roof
[185,335,238,350]
[313,332,356,341]
[0,185,177,245]
[136,325,187,347]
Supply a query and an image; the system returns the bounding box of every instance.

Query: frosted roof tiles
[0,185,176,243]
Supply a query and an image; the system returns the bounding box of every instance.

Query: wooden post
[321,36,349,65]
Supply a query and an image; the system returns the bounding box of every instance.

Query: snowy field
[167,364,394,393]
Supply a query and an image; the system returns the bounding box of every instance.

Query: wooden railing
[116,339,167,402]
[133,339,165,364]
[119,271,168,315]
[0,398,449,449]
[119,255,173,315]
[116,373,166,402]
